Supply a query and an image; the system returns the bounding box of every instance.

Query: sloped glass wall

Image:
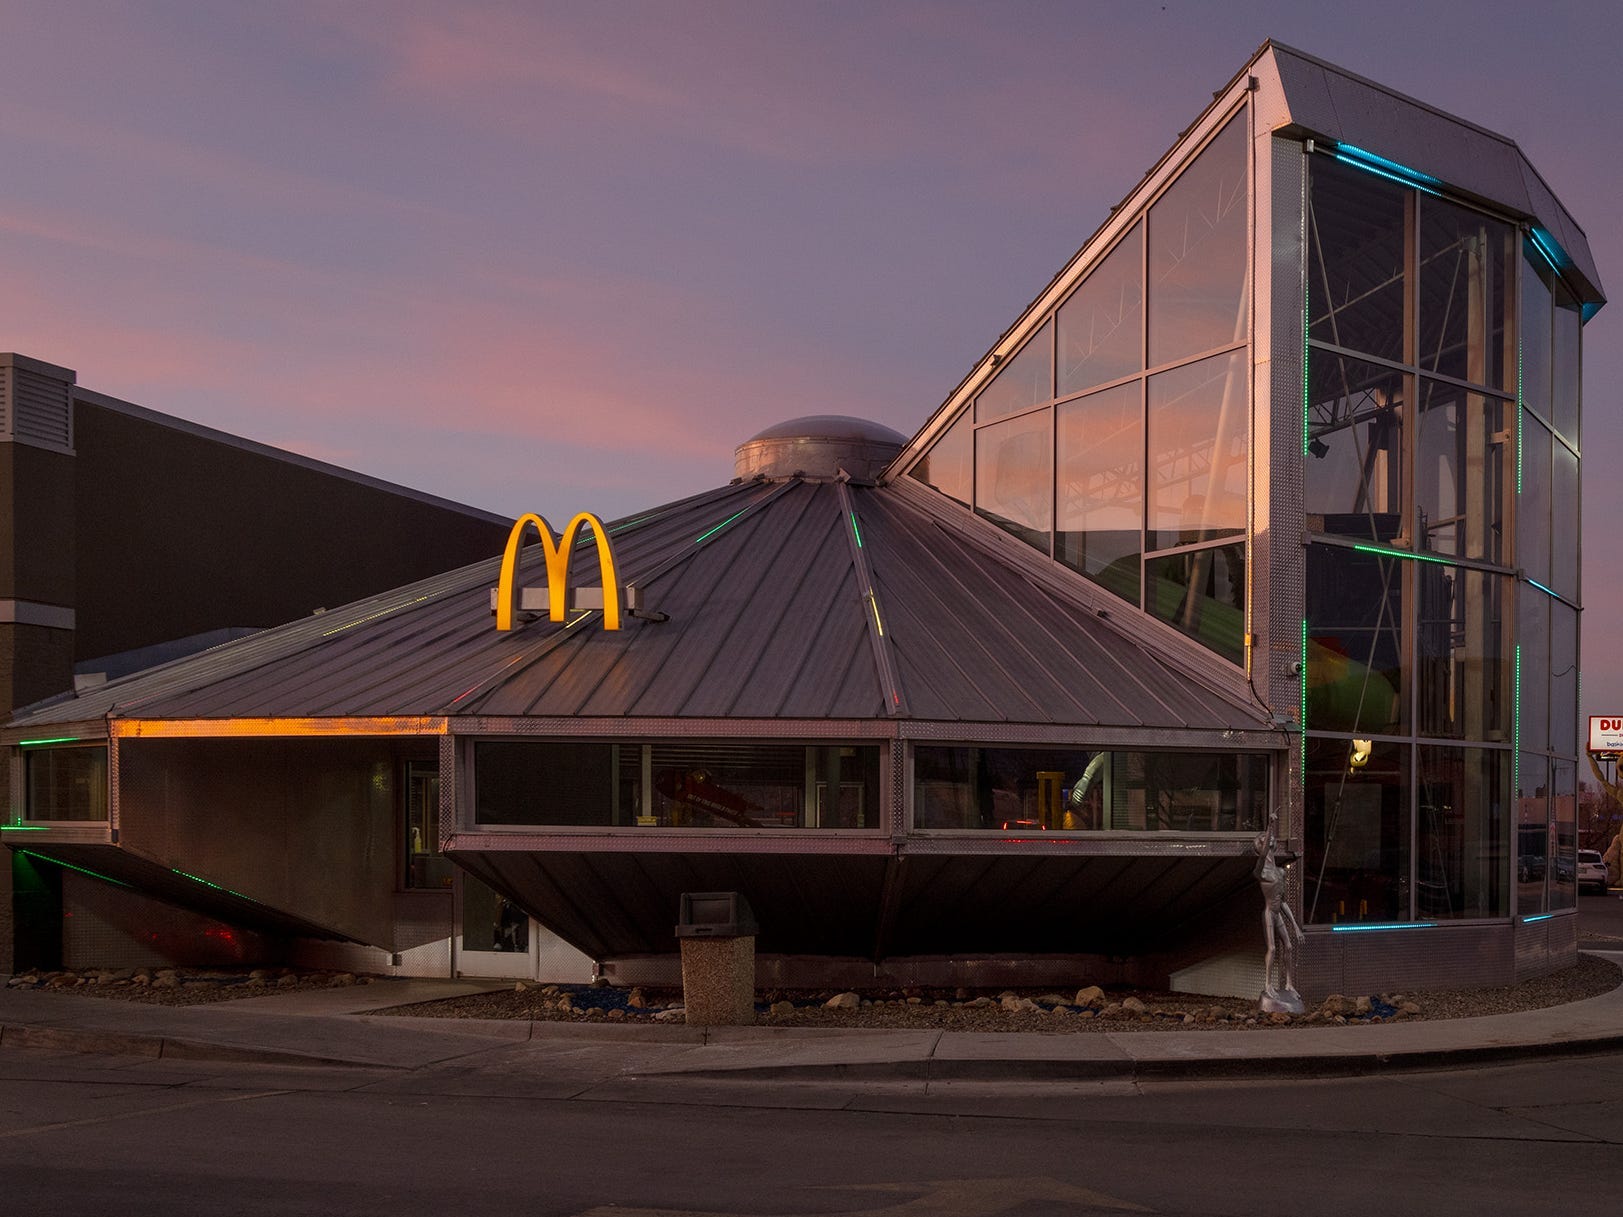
[908,111,1252,665]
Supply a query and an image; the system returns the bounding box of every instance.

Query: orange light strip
[112,717,448,739]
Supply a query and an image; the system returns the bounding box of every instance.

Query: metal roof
[7,474,1272,737]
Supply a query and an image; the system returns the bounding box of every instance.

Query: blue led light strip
[1330,921,1437,933]
[1521,913,1554,924]
[1331,150,1440,197]
[1528,227,1566,273]
[1527,578,1560,599]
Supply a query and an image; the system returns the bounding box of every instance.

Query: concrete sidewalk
[5,955,1623,1085]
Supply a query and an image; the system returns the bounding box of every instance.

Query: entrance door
[452,872,538,979]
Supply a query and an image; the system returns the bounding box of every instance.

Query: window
[24,746,107,822]
[914,745,1266,832]
[1056,381,1142,603]
[404,762,451,889]
[1148,115,1250,366]
[472,740,882,829]
[1303,736,1410,924]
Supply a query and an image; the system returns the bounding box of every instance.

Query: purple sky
[4,1,1619,725]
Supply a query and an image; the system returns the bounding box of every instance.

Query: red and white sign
[1589,716,1623,754]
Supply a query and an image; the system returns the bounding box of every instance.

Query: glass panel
[975,408,1052,552]
[1517,414,1552,587]
[1551,603,1578,757]
[975,320,1052,422]
[461,873,529,954]
[1056,381,1142,604]
[1146,349,1247,550]
[1418,567,1509,742]
[1305,355,1406,543]
[1148,115,1249,366]
[1416,745,1509,919]
[474,741,614,826]
[1518,584,1550,754]
[1058,223,1143,396]
[1552,281,1582,444]
[1517,752,1549,914]
[1520,245,1553,424]
[643,742,880,829]
[1304,736,1411,924]
[405,762,452,890]
[910,408,973,506]
[1416,383,1507,563]
[1144,543,1245,664]
[1552,439,1578,600]
[913,745,1266,832]
[1308,155,1407,364]
[1419,197,1512,391]
[1306,543,1405,736]
[1552,757,1577,910]
[25,746,108,822]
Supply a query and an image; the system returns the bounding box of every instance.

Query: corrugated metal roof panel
[6,473,1274,736]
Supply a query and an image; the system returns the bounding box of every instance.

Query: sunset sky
[3,1,1619,724]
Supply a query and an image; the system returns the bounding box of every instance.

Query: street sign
[1589,716,1623,755]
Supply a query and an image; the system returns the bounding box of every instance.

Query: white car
[1578,849,1611,895]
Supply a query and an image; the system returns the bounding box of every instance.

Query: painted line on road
[0,1088,291,1140]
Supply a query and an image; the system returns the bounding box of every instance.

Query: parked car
[1578,849,1611,895]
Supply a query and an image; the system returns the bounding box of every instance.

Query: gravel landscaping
[4,965,375,1005]
[11,953,1618,1032]
[369,952,1622,1033]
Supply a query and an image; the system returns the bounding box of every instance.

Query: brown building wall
[70,398,509,665]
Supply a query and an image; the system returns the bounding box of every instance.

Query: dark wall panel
[71,402,509,663]
[118,737,433,947]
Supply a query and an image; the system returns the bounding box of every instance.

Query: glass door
[452,872,538,979]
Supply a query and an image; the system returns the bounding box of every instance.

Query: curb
[0,1022,394,1070]
[637,1031,1623,1086]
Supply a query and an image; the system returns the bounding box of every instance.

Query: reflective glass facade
[1304,153,1582,924]
[912,112,1252,663]
[904,100,1593,931]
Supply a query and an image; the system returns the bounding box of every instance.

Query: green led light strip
[1302,307,1311,457]
[172,868,257,903]
[19,850,131,888]
[693,509,747,545]
[850,511,864,548]
[1350,542,1454,566]
[1299,617,1308,774]
[1,824,51,831]
[18,736,84,747]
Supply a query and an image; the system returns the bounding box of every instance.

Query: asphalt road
[1580,888,1623,948]
[2,1038,1621,1216]
[3,897,1621,1214]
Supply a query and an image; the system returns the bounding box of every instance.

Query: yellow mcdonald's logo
[495,512,623,632]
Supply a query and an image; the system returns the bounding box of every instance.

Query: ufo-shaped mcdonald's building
[4,41,1603,998]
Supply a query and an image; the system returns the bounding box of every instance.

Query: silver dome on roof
[733,415,906,483]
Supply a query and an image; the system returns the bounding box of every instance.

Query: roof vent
[733,415,906,483]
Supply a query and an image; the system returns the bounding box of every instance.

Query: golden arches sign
[495,512,623,632]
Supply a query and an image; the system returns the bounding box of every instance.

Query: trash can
[675,891,757,1025]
